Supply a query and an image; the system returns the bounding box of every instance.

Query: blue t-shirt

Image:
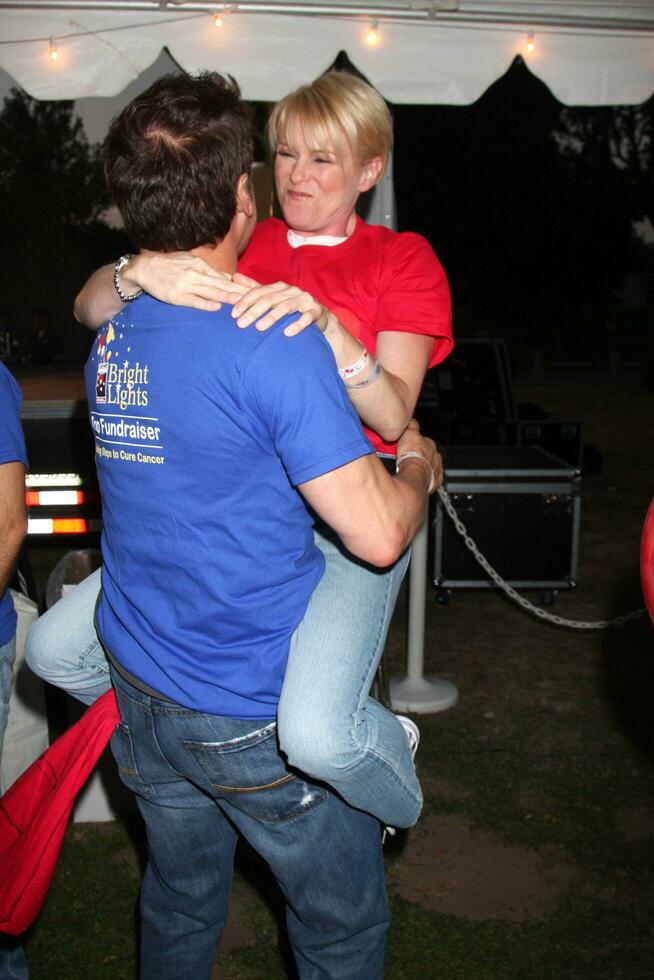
[85,296,373,718]
[0,364,28,646]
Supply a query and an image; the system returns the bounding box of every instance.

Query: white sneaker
[382,715,421,843]
[396,714,420,760]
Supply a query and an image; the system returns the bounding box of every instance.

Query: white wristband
[396,451,435,493]
[338,344,369,381]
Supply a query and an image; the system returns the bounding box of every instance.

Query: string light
[213,12,223,28]
[49,36,59,61]
[366,20,380,46]
[526,30,535,54]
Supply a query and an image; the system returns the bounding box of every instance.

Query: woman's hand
[229,276,332,336]
[131,252,250,311]
[73,253,252,329]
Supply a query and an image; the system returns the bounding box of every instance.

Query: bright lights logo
[95,322,150,409]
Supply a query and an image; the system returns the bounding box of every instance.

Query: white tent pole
[390,510,459,714]
[365,104,458,717]
[1,1,653,33]
[0,1,441,18]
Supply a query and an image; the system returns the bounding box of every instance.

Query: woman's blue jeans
[110,667,388,980]
[26,529,422,827]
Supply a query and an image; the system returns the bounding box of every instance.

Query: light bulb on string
[366,21,380,47]
[213,12,223,28]
[526,31,535,54]
[49,37,59,62]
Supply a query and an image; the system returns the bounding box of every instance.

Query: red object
[0,690,120,935]
[641,497,654,625]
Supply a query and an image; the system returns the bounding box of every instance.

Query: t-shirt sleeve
[243,318,374,486]
[376,232,453,369]
[0,367,28,468]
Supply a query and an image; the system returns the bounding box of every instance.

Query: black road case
[433,446,581,594]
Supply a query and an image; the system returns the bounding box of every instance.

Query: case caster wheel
[539,589,558,606]
[435,588,452,606]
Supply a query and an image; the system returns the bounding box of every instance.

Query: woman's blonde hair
[268,72,393,180]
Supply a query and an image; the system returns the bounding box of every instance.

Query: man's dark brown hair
[103,72,253,252]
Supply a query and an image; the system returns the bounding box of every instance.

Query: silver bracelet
[342,358,382,390]
[113,254,143,303]
[396,450,435,493]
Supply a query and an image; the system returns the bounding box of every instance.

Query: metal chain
[436,487,646,630]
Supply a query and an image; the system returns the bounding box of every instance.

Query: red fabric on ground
[641,497,654,626]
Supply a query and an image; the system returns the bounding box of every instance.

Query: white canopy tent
[0,1,653,107]
[1,0,652,716]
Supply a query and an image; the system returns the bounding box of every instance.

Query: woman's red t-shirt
[239,216,453,454]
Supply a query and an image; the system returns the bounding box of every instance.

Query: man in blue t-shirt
[87,73,439,979]
[0,362,29,978]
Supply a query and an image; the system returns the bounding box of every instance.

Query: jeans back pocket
[184,722,327,823]
[110,722,156,799]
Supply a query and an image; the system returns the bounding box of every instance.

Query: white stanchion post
[0,591,47,794]
[390,510,459,714]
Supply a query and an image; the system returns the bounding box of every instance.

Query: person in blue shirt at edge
[28,70,449,837]
[0,362,29,979]
[59,72,440,979]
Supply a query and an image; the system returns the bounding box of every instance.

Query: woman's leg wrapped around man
[277,528,422,828]
[24,566,110,705]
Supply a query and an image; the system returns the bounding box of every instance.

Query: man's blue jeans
[110,667,389,980]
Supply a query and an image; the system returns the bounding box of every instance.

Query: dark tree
[554,99,653,224]
[0,88,128,363]
[394,58,652,361]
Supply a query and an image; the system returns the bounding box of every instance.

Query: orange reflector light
[28,517,101,535]
[53,518,88,534]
